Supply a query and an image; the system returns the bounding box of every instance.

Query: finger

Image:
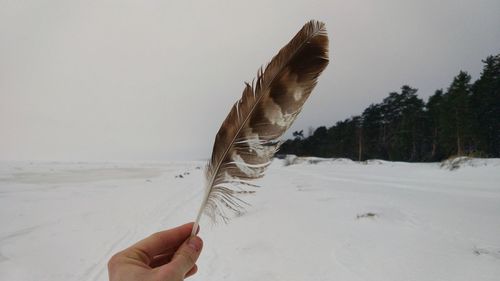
[130,222,197,260]
[160,236,203,277]
[149,253,174,268]
[185,264,198,278]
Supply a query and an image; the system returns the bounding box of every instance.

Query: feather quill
[192,20,329,235]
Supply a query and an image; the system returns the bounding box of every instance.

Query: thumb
[161,236,203,278]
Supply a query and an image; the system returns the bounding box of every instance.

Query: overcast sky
[1,0,499,161]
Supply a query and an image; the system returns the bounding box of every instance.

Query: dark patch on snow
[473,246,500,259]
[356,212,378,219]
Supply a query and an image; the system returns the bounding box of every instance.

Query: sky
[1,0,499,161]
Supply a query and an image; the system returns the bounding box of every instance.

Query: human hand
[108,222,203,281]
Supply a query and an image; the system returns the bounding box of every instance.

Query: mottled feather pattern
[192,20,329,234]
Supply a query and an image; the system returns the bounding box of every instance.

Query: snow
[1,158,499,281]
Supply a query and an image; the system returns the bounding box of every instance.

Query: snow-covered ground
[1,158,499,281]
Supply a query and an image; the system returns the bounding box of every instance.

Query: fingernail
[187,236,202,252]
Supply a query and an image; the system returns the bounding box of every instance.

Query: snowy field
[1,158,499,281]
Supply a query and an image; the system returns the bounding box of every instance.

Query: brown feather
[192,20,329,234]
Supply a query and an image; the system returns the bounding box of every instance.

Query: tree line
[279,54,500,162]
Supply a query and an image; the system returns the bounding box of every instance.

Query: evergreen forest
[279,54,500,161]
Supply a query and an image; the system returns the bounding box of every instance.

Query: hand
[108,222,203,281]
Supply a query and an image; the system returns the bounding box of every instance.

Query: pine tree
[426,89,445,160]
[440,71,473,156]
[362,103,384,160]
[470,55,500,156]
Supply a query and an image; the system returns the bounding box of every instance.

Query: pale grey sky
[1,0,499,161]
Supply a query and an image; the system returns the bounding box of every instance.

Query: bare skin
[108,222,203,281]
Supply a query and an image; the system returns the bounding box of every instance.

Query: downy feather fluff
[192,20,329,235]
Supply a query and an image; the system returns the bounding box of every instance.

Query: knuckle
[176,251,197,265]
[150,231,164,241]
[107,253,121,270]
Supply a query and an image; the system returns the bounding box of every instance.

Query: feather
[191,20,329,235]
